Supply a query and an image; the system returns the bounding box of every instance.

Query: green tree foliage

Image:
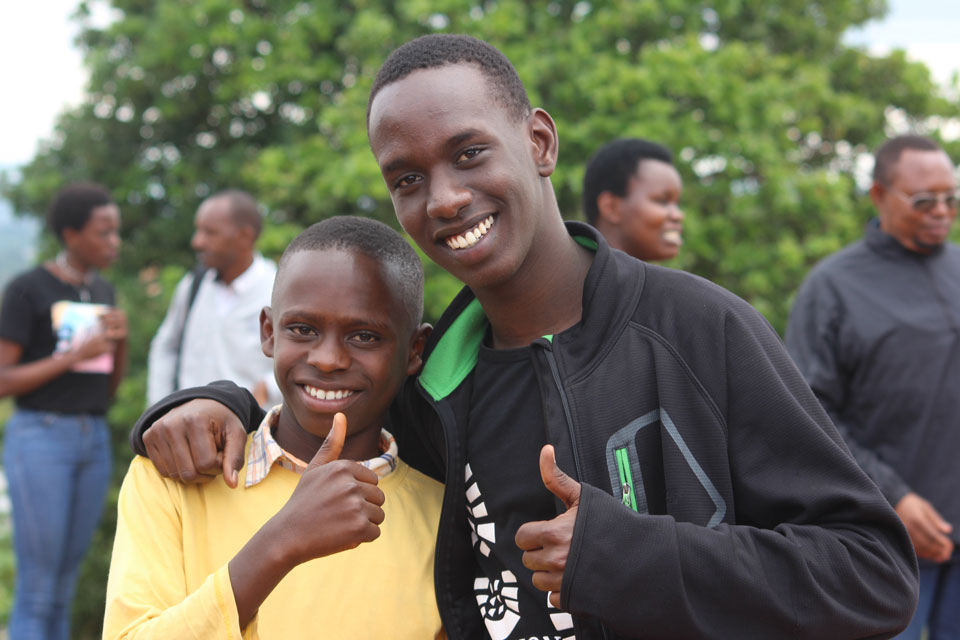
[4,0,960,636]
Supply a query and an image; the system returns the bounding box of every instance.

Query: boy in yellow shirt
[103,216,443,639]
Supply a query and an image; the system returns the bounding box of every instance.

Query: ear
[260,307,275,358]
[596,191,623,225]
[405,323,432,376]
[239,224,257,248]
[61,227,81,250]
[869,181,887,211]
[528,108,559,178]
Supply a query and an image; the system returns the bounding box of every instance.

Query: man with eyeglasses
[787,134,960,640]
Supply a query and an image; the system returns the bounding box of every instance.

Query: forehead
[274,249,407,324]
[368,64,515,160]
[631,160,681,188]
[195,197,234,226]
[86,203,120,228]
[891,149,956,188]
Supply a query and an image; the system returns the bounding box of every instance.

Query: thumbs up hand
[273,413,385,567]
[515,445,582,609]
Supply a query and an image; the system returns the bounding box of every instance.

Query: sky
[0,0,959,171]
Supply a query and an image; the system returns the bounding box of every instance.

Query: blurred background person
[787,134,960,640]
[0,182,127,640]
[582,138,684,262]
[147,189,278,407]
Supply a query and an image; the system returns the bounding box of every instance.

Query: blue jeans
[3,409,111,640]
[896,552,960,640]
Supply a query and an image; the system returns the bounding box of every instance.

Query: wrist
[255,515,302,572]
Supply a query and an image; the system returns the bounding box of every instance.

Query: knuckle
[194,450,218,471]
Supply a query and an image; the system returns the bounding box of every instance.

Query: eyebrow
[382,128,484,175]
[281,310,395,333]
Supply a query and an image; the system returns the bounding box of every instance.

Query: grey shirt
[786,218,960,540]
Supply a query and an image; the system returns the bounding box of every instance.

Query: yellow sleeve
[102,456,256,640]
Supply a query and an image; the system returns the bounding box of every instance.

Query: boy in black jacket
[132,34,917,639]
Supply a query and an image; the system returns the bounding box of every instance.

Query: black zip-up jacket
[133,223,917,639]
[786,219,960,546]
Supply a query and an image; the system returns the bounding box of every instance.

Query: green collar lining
[418,231,597,401]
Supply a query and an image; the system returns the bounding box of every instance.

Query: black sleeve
[0,274,34,347]
[785,272,911,506]
[563,302,917,639]
[129,380,266,456]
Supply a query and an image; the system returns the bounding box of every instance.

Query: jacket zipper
[615,446,639,512]
[544,347,612,640]
[543,347,583,481]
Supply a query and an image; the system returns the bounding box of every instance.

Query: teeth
[304,385,354,400]
[662,230,682,245]
[445,216,494,250]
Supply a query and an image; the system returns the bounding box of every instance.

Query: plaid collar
[245,405,399,488]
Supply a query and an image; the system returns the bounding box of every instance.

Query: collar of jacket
[418,221,646,402]
[864,216,945,260]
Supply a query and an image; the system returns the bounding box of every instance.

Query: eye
[456,147,483,163]
[394,174,422,190]
[351,331,382,345]
[288,324,316,337]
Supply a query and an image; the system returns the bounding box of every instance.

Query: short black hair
[367,34,531,126]
[277,216,424,328]
[582,139,674,225]
[208,189,263,238]
[47,182,114,242]
[873,135,943,185]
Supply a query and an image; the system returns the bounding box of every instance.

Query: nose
[426,169,472,219]
[308,335,350,373]
[668,203,684,221]
[190,230,204,251]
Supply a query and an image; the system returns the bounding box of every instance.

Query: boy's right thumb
[310,412,347,467]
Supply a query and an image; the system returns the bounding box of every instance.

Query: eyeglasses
[887,187,960,213]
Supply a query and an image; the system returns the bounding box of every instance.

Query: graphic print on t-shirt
[474,569,521,639]
[51,301,113,373]
[466,463,496,556]
[467,340,578,640]
[467,463,576,640]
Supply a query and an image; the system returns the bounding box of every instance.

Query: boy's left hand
[515,444,581,609]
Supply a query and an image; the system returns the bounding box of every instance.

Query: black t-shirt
[0,266,115,415]
[466,340,574,640]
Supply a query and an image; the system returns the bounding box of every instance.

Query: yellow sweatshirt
[104,443,443,640]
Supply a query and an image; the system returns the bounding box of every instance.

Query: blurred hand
[270,413,385,565]
[99,308,128,341]
[516,445,581,609]
[143,398,247,488]
[896,492,954,563]
[71,330,115,361]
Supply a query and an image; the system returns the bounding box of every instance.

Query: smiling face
[63,203,121,269]
[261,248,426,455]
[612,159,684,262]
[872,149,957,254]
[368,63,557,292]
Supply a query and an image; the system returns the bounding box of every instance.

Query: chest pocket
[605,408,727,528]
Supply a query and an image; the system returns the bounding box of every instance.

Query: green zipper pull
[615,446,639,512]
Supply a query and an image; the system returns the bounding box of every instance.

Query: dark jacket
[133,223,917,639]
[786,218,960,544]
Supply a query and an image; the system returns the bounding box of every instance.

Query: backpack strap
[173,265,209,390]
